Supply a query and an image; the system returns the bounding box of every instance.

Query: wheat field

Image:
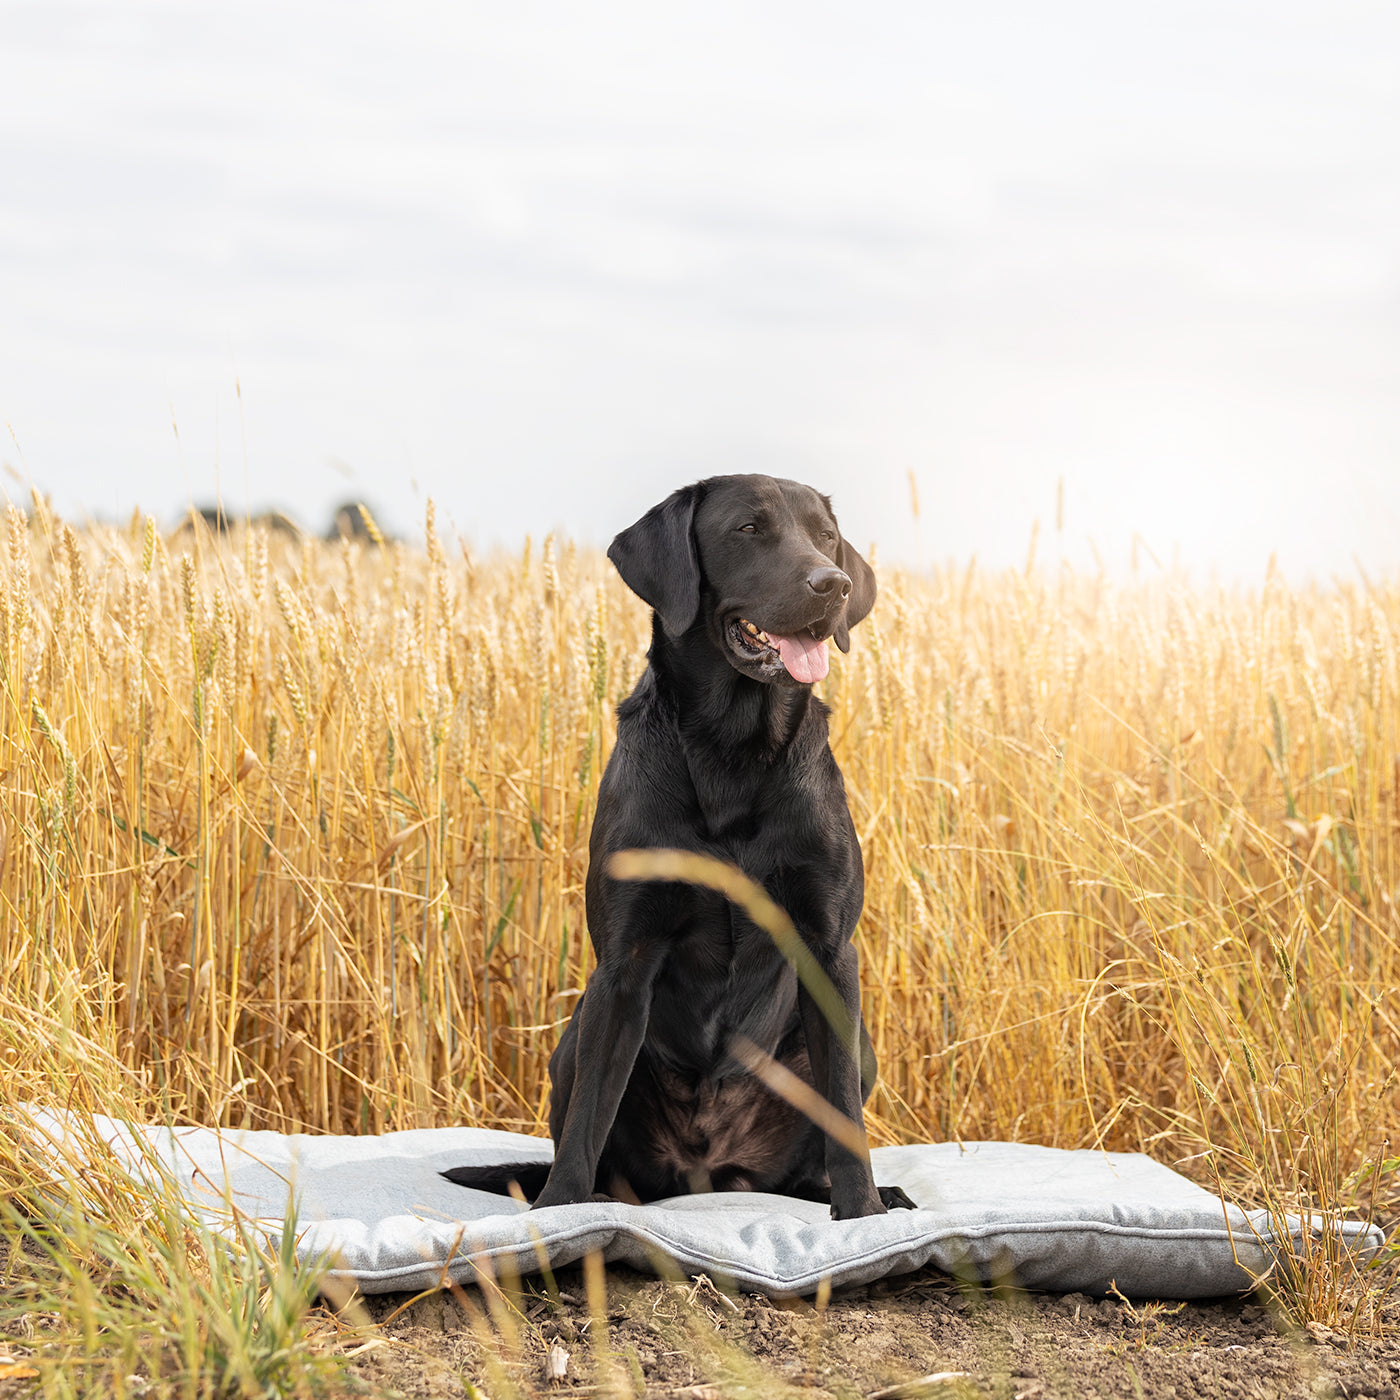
[1,496,1397,1344]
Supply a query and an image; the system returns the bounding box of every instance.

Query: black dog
[445,475,913,1218]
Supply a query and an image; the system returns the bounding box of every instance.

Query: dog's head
[607,475,876,686]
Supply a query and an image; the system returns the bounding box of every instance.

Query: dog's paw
[878,1185,917,1210]
[530,1181,581,1210]
[829,1195,887,1220]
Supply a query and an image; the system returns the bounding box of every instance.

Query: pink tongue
[771,632,830,684]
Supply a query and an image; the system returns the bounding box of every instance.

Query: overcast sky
[2,2,1397,577]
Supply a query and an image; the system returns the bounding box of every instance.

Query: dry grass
[1,495,1397,1355]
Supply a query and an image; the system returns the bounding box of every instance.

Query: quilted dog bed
[29,1115,1383,1299]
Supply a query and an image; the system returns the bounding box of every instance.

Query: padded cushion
[33,1115,1383,1298]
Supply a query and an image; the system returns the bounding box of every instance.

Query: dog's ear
[832,537,876,654]
[607,484,704,637]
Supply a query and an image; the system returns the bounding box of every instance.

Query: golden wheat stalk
[0,504,1395,1336]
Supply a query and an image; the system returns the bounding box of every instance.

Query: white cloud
[0,0,1396,577]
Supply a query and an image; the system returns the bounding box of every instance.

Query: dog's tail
[440,1161,552,1200]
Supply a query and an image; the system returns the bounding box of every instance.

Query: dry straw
[1,501,1397,1336]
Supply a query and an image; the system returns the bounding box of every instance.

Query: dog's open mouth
[729,617,830,684]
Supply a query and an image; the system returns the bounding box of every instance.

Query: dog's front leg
[532,950,662,1209]
[797,943,886,1219]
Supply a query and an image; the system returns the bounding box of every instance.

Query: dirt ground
[333,1261,1400,1400]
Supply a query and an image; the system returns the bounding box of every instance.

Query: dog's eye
[820,530,834,542]
[738,523,758,533]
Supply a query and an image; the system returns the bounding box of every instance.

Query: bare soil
[332,1262,1400,1400]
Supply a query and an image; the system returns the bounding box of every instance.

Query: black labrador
[444,475,913,1218]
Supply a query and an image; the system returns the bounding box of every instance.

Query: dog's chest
[686,747,831,852]
[647,913,796,1070]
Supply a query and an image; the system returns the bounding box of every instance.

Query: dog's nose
[807,566,852,600]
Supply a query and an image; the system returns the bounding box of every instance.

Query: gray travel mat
[36,1116,1384,1299]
